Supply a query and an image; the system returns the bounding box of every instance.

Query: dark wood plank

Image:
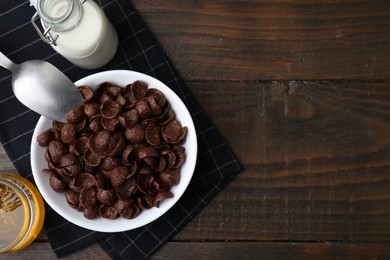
[5,242,390,259]
[2,1,390,259]
[132,0,390,80]
[1,81,390,242]
[173,80,390,241]
[0,143,17,173]
[152,242,390,259]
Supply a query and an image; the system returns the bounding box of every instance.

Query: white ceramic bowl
[31,70,197,232]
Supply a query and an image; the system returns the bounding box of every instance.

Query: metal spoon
[0,51,83,123]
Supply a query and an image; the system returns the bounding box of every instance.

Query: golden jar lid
[0,174,45,253]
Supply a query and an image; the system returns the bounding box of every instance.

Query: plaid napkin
[0,0,242,259]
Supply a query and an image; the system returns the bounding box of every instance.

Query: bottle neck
[38,0,83,32]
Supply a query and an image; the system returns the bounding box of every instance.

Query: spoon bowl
[0,52,82,122]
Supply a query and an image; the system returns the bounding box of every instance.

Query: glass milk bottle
[32,0,118,69]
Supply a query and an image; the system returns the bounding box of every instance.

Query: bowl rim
[30,70,197,232]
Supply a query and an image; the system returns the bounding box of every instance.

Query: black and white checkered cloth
[0,0,242,259]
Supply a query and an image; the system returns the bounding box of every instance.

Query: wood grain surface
[3,0,390,259]
[132,0,390,81]
[3,242,390,259]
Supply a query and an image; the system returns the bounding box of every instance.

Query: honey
[0,174,45,253]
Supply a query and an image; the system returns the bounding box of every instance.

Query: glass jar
[0,174,45,254]
[32,0,118,69]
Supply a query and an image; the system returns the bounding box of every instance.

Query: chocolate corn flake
[37,80,188,220]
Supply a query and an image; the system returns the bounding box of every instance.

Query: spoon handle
[0,51,16,72]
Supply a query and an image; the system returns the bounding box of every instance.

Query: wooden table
[3,0,390,258]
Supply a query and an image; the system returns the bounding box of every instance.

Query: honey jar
[0,174,45,253]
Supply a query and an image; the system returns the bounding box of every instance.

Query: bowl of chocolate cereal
[30,70,197,232]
